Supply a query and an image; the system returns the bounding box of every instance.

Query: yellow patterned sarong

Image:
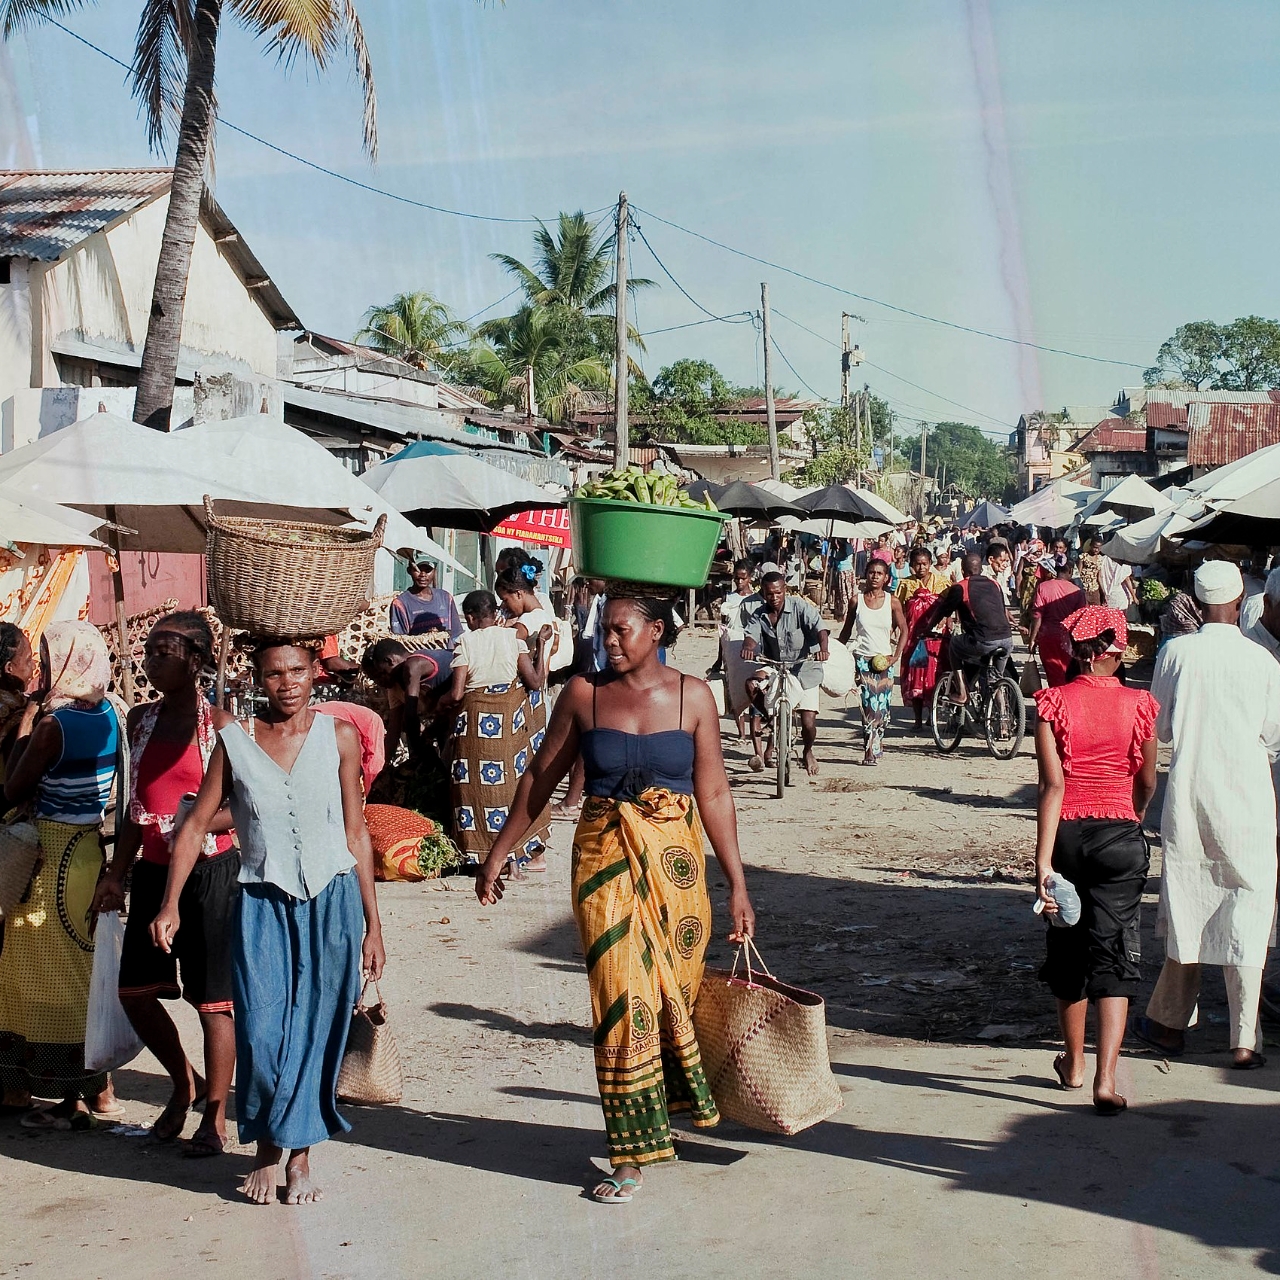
[572,788,718,1168]
[0,819,107,1098]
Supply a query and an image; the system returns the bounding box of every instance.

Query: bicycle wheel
[985,677,1026,760]
[930,671,965,752]
[775,702,791,798]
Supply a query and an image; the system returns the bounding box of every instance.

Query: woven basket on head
[203,496,386,637]
[692,941,843,1135]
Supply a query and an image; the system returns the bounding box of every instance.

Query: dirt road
[3,631,1276,1278]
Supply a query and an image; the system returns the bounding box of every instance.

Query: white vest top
[851,592,894,658]
[219,713,355,901]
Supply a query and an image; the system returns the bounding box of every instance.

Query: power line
[632,220,752,327]
[861,360,1008,431]
[640,315,753,337]
[771,308,841,350]
[767,334,829,403]
[632,204,1148,370]
[43,17,607,226]
[462,286,522,325]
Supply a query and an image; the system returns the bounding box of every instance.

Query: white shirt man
[1137,561,1280,1065]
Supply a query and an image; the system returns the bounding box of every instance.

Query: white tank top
[852,591,894,657]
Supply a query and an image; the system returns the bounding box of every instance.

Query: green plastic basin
[569,497,730,589]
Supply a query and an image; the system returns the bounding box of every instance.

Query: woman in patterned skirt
[443,591,551,872]
[476,586,755,1204]
[0,622,125,1127]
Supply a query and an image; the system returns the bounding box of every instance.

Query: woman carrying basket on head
[476,585,755,1205]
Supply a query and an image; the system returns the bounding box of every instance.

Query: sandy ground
[2,630,1277,1279]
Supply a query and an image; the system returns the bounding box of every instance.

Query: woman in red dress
[1029,555,1086,686]
[1033,606,1158,1115]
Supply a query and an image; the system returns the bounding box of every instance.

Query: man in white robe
[1133,561,1280,1067]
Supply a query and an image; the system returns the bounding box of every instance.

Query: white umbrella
[176,418,470,577]
[777,515,893,539]
[852,487,910,525]
[361,439,563,531]
[1077,474,1171,525]
[1184,440,1280,503]
[1007,478,1097,528]
[755,478,805,501]
[1101,505,1200,564]
[0,411,345,554]
[0,495,106,549]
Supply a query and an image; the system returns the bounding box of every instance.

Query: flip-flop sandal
[91,1101,127,1120]
[20,1107,70,1131]
[1231,1052,1267,1070]
[516,855,548,874]
[184,1130,227,1158]
[1130,1015,1184,1057]
[1093,1096,1128,1116]
[1053,1053,1084,1091]
[591,1176,640,1204]
[150,1100,192,1143]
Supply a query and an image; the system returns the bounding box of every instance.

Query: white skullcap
[1194,560,1244,605]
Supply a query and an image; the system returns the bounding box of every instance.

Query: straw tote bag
[0,812,41,920]
[692,938,843,1136]
[337,980,404,1105]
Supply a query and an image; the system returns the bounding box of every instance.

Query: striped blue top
[36,704,119,824]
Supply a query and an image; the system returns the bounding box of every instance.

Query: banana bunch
[575,467,717,511]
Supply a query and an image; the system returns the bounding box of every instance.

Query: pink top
[1033,578,1086,647]
[134,737,234,866]
[316,702,386,796]
[1034,675,1158,821]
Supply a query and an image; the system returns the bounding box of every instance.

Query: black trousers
[1039,817,1149,1003]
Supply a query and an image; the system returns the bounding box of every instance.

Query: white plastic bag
[84,912,144,1072]
[820,637,856,698]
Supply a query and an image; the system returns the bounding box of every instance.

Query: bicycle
[746,655,803,799]
[930,642,1026,760]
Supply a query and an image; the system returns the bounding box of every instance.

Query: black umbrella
[714,480,805,520]
[684,478,726,504]
[795,484,885,522]
[957,499,1010,529]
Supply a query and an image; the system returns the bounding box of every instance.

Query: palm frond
[0,0,90,38]
[340,0,377,158]
[229,0,338,67]
[489,253,551,305]
[130,0,196,150]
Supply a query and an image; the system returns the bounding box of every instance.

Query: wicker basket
[203,496,386,637]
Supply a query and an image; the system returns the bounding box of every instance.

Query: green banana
[573,468,718,511]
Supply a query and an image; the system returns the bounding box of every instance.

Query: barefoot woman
[477,588,755,1203]
[153,639,385,1204]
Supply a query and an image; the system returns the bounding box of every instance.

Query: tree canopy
[897,421,1017,501]
[1144,316,1280,390]
[355,291,469,371]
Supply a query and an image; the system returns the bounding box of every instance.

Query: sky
[5,0,1280,439]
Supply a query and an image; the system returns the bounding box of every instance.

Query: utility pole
[761,282,780,480]
[919,420,927,479]
[613,192,629,471]
[918,420,928,518]
[887,409,894,475]
[840,313,851,415]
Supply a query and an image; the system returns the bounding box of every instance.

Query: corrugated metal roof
[1076,419,1147,454]
[0,169,299,329]
[0,168,171,259]
[1186,400,1280,467]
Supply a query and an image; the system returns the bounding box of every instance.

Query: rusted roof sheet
[1075,419,1147,454]
[0,168,171,259]
[1186,400,1280,467]
[0,168,299,329]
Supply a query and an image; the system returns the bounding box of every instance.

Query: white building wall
[0,258,33,401]
[40,195,279,381]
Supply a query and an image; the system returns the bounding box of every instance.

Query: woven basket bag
[692,939,843,1135]
[336,980,404,1105]
[0,818,41,920]
[203,496,386,637]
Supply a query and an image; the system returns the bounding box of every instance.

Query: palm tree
[469,305,609,425]
[2,0,377,430]
[355,291,469,371]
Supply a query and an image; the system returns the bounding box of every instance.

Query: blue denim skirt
[232,870,363,1149]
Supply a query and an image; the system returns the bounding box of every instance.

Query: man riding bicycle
[921,551,1012,705]
[740,572,830,776]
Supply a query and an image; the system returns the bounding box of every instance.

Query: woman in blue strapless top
[477,586,755,1205]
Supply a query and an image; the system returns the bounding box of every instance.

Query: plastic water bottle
[1042,873,1082,928]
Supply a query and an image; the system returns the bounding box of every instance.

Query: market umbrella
[1077,474,1171,525]
[956,499,1010,529]
[684,478,726,504]
[795,484,887,523]
[851,488,910,525]
[714,480,805,520]
[360,439,563,531]
[177,417,470,576]
[0,495,106,549]
[754,477,804,501]
[0,411,347,553]
[1007,479,1097,529]
[1101,504,1200,565]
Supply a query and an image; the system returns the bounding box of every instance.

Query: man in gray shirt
[741,571,830,776]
